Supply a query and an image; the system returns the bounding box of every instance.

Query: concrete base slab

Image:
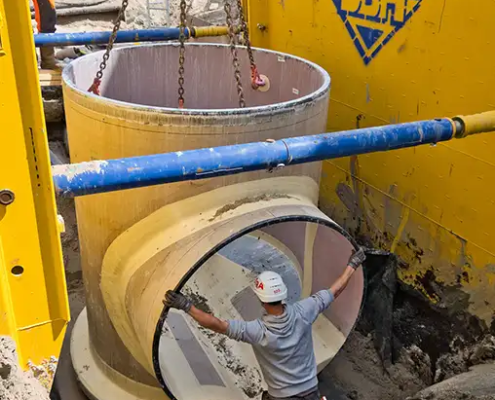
[71,308,166,400]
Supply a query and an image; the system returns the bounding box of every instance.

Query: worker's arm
[163,291,229,334]
[188,305,229,334]
[163,291,263,343]
[329,248,366,299]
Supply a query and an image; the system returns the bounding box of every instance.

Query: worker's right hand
[163,290,193,313]
[348,247,366,270]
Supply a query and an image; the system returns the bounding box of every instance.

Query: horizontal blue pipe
[35,28,192,47]
[52,119,455,197]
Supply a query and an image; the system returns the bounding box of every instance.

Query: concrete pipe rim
[62,42,331,117]
[152,214,365,400]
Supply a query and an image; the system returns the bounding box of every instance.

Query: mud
[209,194,291,222]
[323,253,495,400]
[434,335,495,382]
[183,288,212,314]
[321,331,430,400]
[357,253,494,371]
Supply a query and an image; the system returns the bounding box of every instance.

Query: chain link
[235,0,261,89]
[224,0,245,108]
[177,0,187,108]
[88,0,129,94]
[236,0,265,89]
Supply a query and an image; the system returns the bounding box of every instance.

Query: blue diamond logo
[331,0,423,65]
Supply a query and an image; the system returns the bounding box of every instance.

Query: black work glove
[163,290,192,313]
[348,247,366,270]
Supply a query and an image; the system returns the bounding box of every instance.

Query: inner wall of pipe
[158,220,363,400]
[64,43,328,110]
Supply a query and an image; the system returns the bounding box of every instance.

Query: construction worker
[164,247,366,400]
[33,0,59,69]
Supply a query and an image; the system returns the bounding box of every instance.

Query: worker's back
[226,290,334,398]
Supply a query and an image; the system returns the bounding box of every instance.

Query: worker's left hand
[348,247,366,270]
[163,290,193,312]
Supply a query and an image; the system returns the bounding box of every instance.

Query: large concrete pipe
[62,43,361,399]
[95,177,364,400]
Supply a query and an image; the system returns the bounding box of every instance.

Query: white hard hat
[253,271,288,303]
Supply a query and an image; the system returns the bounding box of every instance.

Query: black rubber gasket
[151,215,364,400]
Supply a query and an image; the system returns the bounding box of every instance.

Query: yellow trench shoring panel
[247,0,495,326]
[0,0,69,372]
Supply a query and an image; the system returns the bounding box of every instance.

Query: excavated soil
[321,253,495,400]
[0,337,50,400]
[321,333,429,400]
[45,0,222,33]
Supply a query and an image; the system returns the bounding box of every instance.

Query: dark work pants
[262,389,321,400]
[33,0,57,33]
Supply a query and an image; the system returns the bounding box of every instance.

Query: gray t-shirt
[226,290,334,398]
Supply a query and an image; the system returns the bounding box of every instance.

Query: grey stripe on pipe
[231,286,263,321]
[166,312,225,387]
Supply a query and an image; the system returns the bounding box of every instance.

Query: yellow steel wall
[0,0,69,370]
[248,0,495,326]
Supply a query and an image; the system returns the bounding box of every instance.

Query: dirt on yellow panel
[248,0,495,328]
[246,0,495,398]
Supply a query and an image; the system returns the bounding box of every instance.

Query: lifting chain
[224,0,246,108]
[177,0,187,108]
[235,0,265,89]
[88,0,129,95]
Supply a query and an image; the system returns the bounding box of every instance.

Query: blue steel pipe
[35,28,193,47]
[52,119,456,197]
